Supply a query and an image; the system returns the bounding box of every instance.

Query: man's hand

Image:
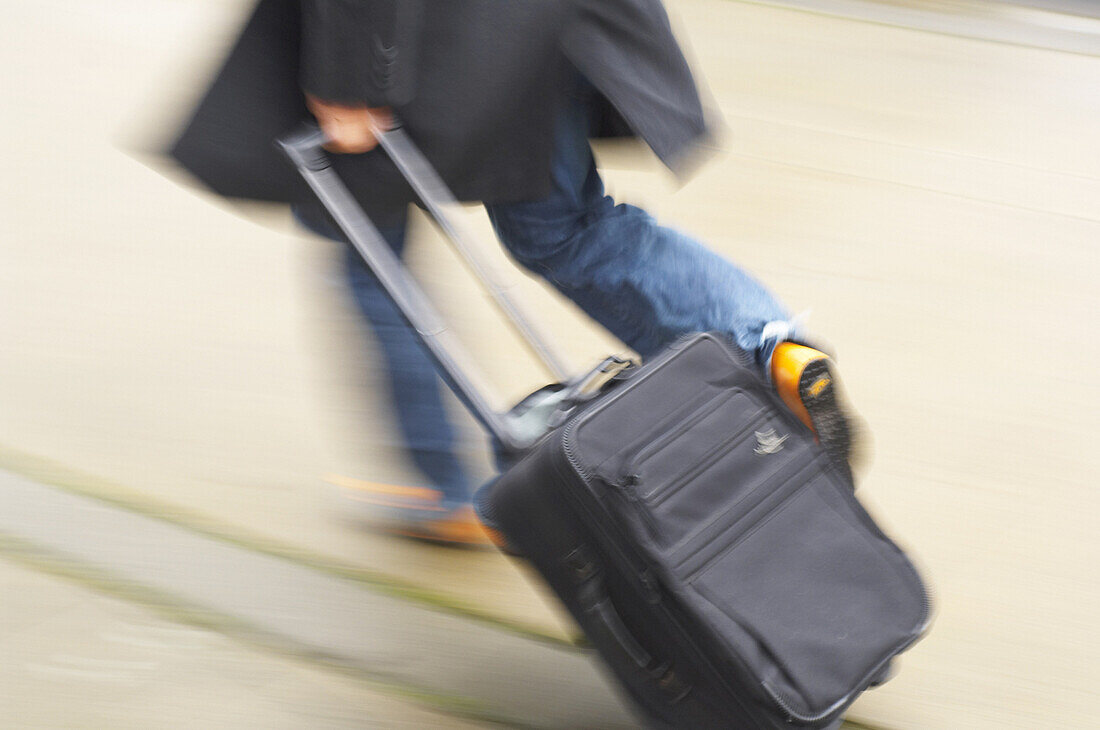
[306,94,393,154]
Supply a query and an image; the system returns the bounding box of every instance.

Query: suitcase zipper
[762,683,846,725]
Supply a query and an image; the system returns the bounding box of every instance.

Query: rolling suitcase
[279,124,932,729]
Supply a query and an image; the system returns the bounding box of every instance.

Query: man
[172,0,857,544]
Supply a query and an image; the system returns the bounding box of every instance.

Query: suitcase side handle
[579,579,653,669]
[576,570,692,702]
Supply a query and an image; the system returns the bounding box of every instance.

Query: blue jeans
[488,81,791,365]
[299,82,792,506]
[296,208,475,507]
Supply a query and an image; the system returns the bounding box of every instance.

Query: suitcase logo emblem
[754,428,788,455]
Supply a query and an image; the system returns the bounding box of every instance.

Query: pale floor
[0,554,485,729]
[0,0,1097,727]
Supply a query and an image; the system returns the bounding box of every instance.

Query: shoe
[770,342,863,476]
[327,475,495,547]
[392,504,498,547]
[328,474,448,514]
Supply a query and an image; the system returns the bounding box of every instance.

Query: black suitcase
[279,125,931,729]
[479,333,930,728]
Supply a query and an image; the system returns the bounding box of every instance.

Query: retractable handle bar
[278,124,530,454]
[369,121,571,382]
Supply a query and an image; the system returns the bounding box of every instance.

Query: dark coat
[170,0,713,226]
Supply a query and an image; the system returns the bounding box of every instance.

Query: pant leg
[295,206,473,505]
[485,82,793,368]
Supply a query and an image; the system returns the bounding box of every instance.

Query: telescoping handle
[370,121,571,382]
[278,124,531,454]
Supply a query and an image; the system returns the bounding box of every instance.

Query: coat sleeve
[299,0,421,106]
[562,0,714,175]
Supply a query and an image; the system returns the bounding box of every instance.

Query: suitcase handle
[578,577,692,702]
[278,125,530,455]
[285,119,570,381]
[578,578,653,670]
[369,120,571,381]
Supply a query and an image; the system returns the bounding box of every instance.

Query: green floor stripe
[0,444,577,651]
[0,531,528,729]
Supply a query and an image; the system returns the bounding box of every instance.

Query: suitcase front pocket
[599,389,738,483]
[687,475,929,721]
[613,390,812,553]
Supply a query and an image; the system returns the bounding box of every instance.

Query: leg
[343,242,475,507]
[295,206,473,507]
[486,81,794,367]
[485,82,860,473]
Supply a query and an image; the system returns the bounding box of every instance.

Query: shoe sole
[798,358,854,480]
[389,525,496,548]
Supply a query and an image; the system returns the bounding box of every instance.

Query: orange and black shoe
[770,343,865,479]
[393,504,498,547]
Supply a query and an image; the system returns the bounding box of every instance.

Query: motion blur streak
[0,0,1096,727]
